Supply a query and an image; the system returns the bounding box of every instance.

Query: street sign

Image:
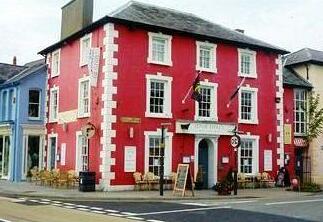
[81,123,96,139]
[230,135,241,148]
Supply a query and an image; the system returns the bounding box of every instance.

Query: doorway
[0,135,10,179]
[24,136,41,177]
[48,136,57,170]
[198,139,209,189]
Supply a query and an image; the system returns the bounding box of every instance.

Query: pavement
[0,180,320,201]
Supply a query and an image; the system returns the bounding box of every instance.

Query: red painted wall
[47,21,280,187]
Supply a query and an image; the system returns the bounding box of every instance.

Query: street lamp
[160,122,171,196]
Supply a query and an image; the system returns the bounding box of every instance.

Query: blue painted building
[0,59,46,181]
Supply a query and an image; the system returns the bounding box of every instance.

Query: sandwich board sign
[173,164,194,197]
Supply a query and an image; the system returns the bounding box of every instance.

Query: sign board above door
[175,121,235,136]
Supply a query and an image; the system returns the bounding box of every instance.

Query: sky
[1,0,323,65]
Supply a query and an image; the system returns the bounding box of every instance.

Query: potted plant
[194,166,204,190]
[214,170,234,195]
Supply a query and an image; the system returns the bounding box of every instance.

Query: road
[0,194,323,222]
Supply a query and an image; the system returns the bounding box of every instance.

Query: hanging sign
[173,164,194,197]
[87,48,100,87]
[81,123,96,139]
[230,135,241,148]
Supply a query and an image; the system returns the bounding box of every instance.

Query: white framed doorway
[194,136,218,188]
[47,134,58,170]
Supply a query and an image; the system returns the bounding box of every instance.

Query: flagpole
[181,85,193,104]
[182,71,201,104]
[226,77,246,108]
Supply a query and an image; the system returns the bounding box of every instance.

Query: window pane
[152,37,166,62]
[198,87,211,117]
[240,91,253,121]
[149,81,165,114]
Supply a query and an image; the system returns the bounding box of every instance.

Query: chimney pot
[13,56,17,65]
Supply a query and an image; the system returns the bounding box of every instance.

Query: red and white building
[40,0,288,191]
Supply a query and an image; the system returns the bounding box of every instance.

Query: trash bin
[79,171,96,192]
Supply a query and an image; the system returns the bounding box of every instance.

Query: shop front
[176,121,235,188]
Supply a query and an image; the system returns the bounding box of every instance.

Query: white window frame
[49,87,59,123]
[196,41,217,73]
[75,131,89,173]
[47,133,58,170]
[294,89,307,136]
[51,49,60,78]
[238,48,257,78]
[144,129,173,176]
[238,86,258,124]
[145,73,173,118]
[147,32,172,66]
[28,89,41,120]
[238,134,259,176]
[79,33,92,67]
[78,76,91,118]
[194,81,218,121]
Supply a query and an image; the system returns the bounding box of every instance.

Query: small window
[145,74,172,118]
[51,49,60,77]
[239,87,258,124]
[148,33,172,66]
[78,77,91,118]
[196,42,217,73]
[49,87,59,122]
[238,49,257,78]
[80,34,92,66]
[28,90,40,119]
[294,89,307,135]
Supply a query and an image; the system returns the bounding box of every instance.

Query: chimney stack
[235,29,245,34]
[13,56,17,65]
[60,0,93,40]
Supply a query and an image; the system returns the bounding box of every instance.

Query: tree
[307,93,323,141]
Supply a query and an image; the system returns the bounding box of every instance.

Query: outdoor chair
[144,172,159,191]
[238,173,247,189]
[260,172,275,188]
[30,167,40,184]
[57,171,68,188]
[67,170,78,188]
[133,172,146,191]
[50,169,60,187]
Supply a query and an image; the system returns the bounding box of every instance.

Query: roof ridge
[0,63,25,67]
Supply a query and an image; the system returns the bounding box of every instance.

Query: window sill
[194,116,218,122]
[145,112,172,119]
[294,133,307,137]
[51,73,59,78]
[238,72,257,78]
[78,114,90,119]
[79,62,88,67]
[48,119,58,123]
[28,117,41,121]
[147,58,173,67]
[196,66,217,74]
[238,119,258,125]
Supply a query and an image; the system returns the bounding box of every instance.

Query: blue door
[198,139,209,189]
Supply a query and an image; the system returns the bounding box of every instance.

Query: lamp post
[160,123,171,196]
[230,126,241,196]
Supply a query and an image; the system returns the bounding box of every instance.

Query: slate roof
[40,1,288,55]
[0,63,25,84]
[3,59,46,85]
[283,67,312,89]
[284,48,323,66]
